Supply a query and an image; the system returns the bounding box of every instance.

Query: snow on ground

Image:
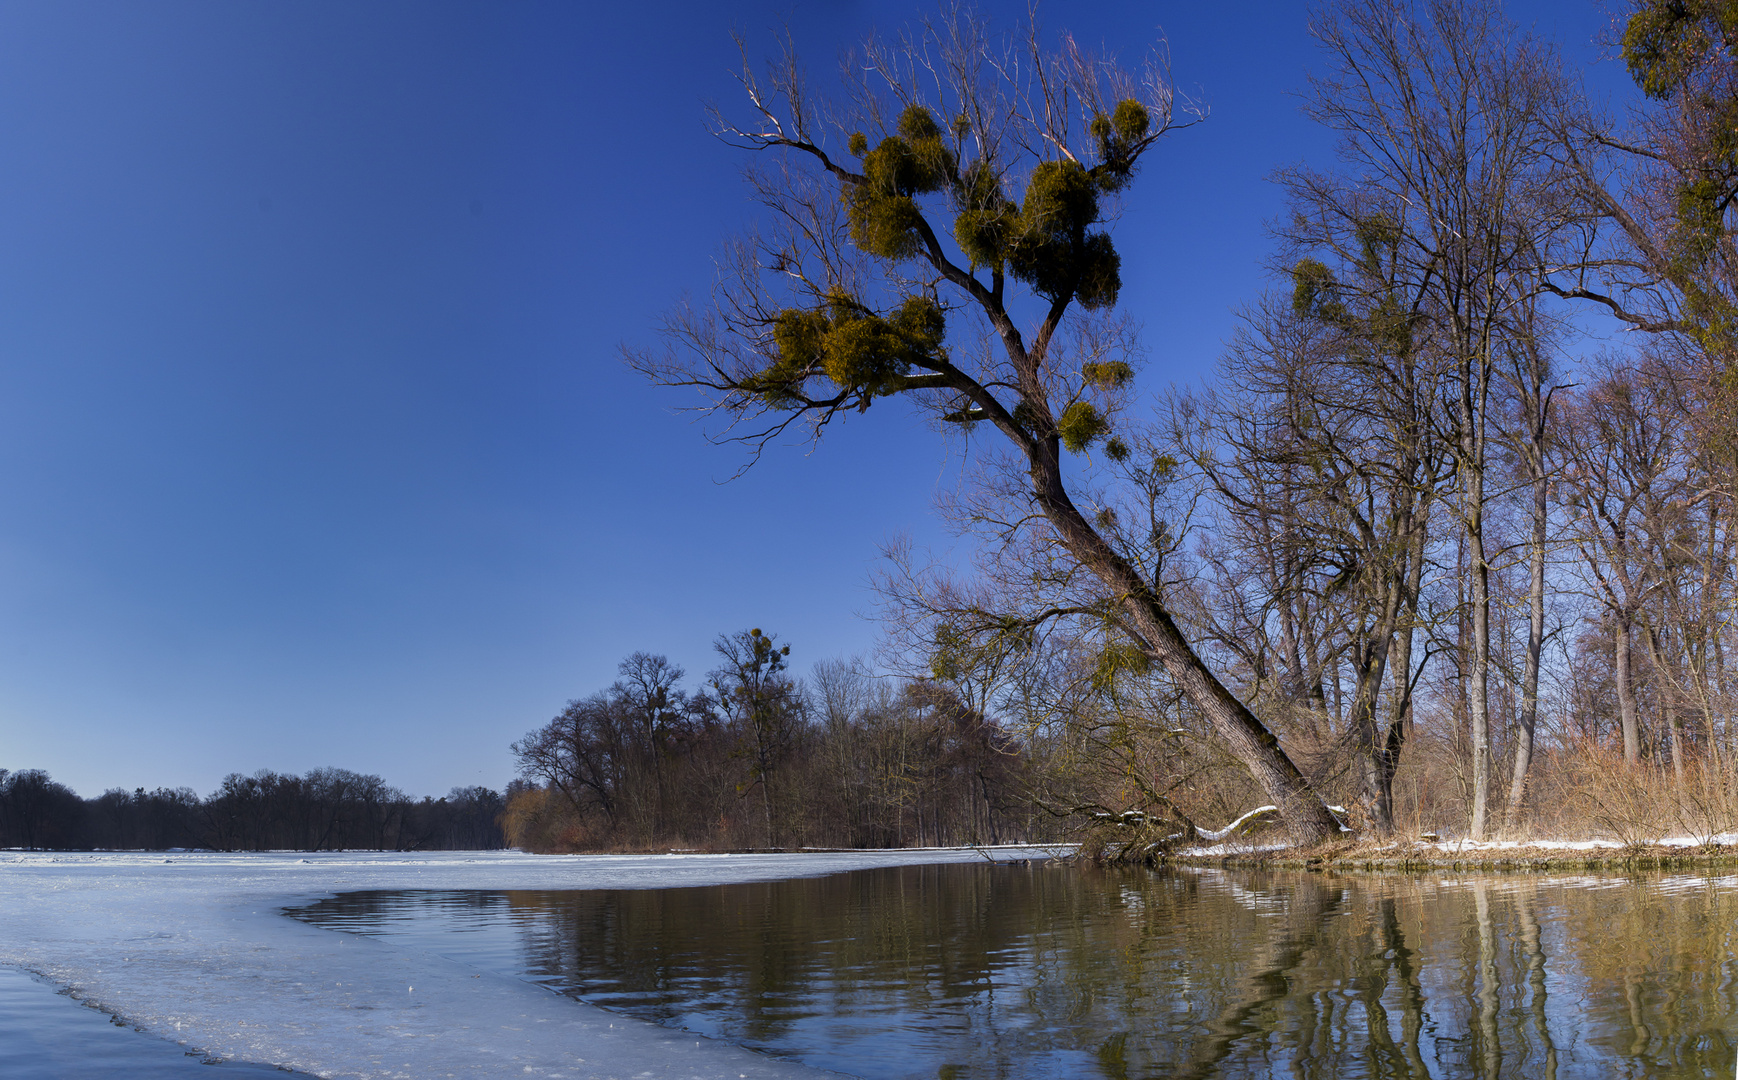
[0,846,1067,1080]
[1178,833,1738,857]
[1431,834,1738,850]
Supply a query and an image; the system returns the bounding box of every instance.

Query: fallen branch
[1195,805,1280,841]
[1084,803,1293,864]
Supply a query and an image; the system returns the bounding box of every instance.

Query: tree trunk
[651,730,667,837]
[762,773,775,848]
[1615,614,1640,764]
[1696,503,1722,769]
[1382,525,1427,834]
[1468,519,1492,840]
[1503,464,1548,832]
[1029,449,1342,846]
[1666,700,1684,780]
[1350,564,1405,835]
[1464,424,1493,840]
[1301,613,1330,723]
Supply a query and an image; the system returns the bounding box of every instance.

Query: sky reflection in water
[289,863,1738,1079]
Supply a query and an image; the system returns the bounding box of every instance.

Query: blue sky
[0,1,1622,798]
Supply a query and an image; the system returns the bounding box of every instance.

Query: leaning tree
[633,10,1342,843]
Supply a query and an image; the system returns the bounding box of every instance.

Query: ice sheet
[0,964,303,1078]
[0,846,1067,1079]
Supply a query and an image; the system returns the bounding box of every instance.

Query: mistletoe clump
[846,105,958,260]
[1058,400,1110,452]
[849,99,1149,310]
[1006,160,1121,309]
[1081,360,1134,390]
[1088,99,1151,190]
[954,160,1021,270]
[749,288,947,406]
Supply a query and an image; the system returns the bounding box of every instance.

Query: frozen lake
[0,847,1061,1078]
[9,850,1738,1078]
[288,865,1738,1079]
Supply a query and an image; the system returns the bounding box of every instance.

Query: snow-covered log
[1195,805,1280,841]
[1086,801,1299,864]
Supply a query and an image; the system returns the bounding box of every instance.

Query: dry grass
[1525,748,1738,848]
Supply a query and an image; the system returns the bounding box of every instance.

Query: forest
[606,0,1738,855]
[0,767,505,851]
[503,639,1066,851]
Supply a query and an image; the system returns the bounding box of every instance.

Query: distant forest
[504,637,1070,853]
[0,767,505,851]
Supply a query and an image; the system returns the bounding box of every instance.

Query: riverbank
[1166,835,1738,872]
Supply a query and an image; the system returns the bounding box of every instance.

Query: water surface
[290,863,1738,1079]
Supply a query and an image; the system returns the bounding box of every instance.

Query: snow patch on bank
[1174,833,1738,857]
[1410,834,1738,853]
[0,847,1066,1079]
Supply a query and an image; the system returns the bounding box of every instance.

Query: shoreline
[1162,839,1738,873]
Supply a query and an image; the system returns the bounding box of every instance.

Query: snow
[1194,805,1279,842]
[1414,833,1738,852]
[0,846,1067,1079]
[1176,832,1738,857]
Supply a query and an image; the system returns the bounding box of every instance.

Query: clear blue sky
[0,1,1620,798]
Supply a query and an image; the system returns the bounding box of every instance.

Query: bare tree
[633,9,1343,842]
[512,695,630,827]
[1176,288,1449,835]
[1500,312,1570,829]
[612,652,688,834]
[1557,358,1695,763]
[1281,0,1567,838]
[711,628,804,847]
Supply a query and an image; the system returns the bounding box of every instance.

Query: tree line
[505,634,1065,851]
[636,0,1738,850]
[0,767,505,851]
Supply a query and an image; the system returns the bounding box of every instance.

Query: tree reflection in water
[292,865,1738,1079]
